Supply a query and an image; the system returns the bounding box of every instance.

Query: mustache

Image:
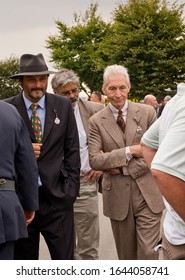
[70,98,78,103]
[30,88,44,92]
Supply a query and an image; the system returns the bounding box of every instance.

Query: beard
[70,97,78,107]
[27,87,47,102]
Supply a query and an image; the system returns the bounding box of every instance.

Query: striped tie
[31,103,42,143]
[117,110,126,132]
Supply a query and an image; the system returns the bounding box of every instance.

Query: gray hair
[164,95,171,102]
[103,64,130,86]
[51,68,80,90]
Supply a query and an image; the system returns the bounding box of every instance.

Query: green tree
[99,0,185,99]
[0,56,20,99]
[47,0,185,99]
[46,2,111,95]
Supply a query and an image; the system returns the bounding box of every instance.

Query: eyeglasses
[59,87,79,96]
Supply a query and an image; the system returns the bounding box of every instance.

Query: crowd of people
[0,52,184,260]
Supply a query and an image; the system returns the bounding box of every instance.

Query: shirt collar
[22,92,46,110]
[109,99,128,115]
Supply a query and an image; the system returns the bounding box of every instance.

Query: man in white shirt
[141,83,185,259]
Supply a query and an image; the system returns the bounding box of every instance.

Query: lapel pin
[136,126,142,131]
[54,109,60,124]
[54,117,60,124]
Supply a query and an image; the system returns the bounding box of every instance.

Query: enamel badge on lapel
[54,109,60,124]
[55,117,60,124]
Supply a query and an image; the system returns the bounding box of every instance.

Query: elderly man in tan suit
[88,65,164,260]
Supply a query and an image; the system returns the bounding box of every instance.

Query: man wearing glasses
[51,69,104,260]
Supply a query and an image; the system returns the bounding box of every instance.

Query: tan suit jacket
[89,101,164,221]
[78,98,104,140]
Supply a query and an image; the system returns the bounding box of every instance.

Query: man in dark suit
[6,53,81,260]
[51,69,103,259]
[88,64,164,260]
[0,101,38,260]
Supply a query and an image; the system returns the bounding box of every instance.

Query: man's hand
[104,168,122,175]
[83,170,103,184]
[24,210,35,225]
[129,144,143,158]
[32,143,42,159]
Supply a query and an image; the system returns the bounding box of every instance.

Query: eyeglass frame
[57,87,79,96]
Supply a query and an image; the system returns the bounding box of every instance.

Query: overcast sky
[0,0,123,67]
[0,0,184,92]
[1,0,184,66]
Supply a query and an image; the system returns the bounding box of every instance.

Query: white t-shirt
[141,84,185,245]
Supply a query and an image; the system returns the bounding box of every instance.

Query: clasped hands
[104,144,143,175]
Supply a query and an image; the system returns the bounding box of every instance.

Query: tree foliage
[0,56,20,99]
[46,2,112,95]
[48,1,184,99]
[103,0,185,98]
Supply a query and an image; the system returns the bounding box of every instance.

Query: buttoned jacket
[5,92,81,210]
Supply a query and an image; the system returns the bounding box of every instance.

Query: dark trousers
[14,188,74,260]
[0,241,14,260]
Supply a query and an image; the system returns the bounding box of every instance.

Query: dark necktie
[117,110,126,132]
[31,103,42,143]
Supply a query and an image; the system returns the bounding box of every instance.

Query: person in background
[51,69,103,260]
[88,64,164,260]
[6,53,80,260]
[157,95,171,117]
[90,91,102,103]
[0,101,38,260]
[138,99,144,104]
[144,94,159,112]
[141,83,185,260]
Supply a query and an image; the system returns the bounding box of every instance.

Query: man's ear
[102,85,106,95]
[128,83,131,91]
[18,78,23,88]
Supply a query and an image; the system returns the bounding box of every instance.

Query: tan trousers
[110,180,162,260]
[74,177,99,260]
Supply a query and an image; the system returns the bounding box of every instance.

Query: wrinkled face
[102,74,130,110]
[20,75,48,102]
[54,82,79,105]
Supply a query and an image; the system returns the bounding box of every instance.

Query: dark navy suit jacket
[0,101,38,244]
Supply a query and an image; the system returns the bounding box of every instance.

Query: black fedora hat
[10,53,56,79]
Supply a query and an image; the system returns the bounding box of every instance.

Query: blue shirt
[22,92,46,187]
[22,92,46,135]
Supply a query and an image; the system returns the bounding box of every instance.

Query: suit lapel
[125,101,141,146]
[78,99,90,136]
[42,93,56,142]
[12,94,36,141]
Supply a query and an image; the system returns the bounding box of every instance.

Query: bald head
[144,94,159,110]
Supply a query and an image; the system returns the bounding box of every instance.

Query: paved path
[39,193,118,260]
[39,194,164,260]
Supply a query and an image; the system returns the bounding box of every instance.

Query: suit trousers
[74,176,99,260]
[0,241,14,260]
[110,179,162,260]
[14,187,74,260]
